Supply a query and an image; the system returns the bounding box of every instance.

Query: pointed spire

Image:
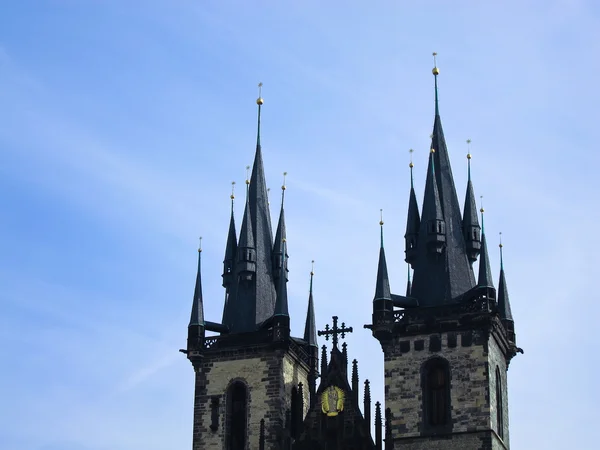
[187,239,205,352]
[273,172,288,283]
[189,238,205,327]
[256,82,263,147]
[274,238,289,316]
[422,149,446,254]
[364,380,372,437]
[375,401,383,450]
[320,344,327,376]
[374,213,392,301]
[405,149,420,266]
[463,141,481,264]
[409,53,476,306]
[222,182,238,288]
[352,359,359,406]
[342,342,348,371]
[497,234,514,322]
[433,52,440,116]
[477,201,494,288]
[303,261,318,347]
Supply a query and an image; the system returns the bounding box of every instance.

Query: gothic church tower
[366,56,522,450]
[181,91,319,450]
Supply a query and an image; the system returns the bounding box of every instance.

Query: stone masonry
[384,329,509,450]
[192,344,309,450]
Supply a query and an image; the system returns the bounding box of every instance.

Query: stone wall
[384,329,508,450]
[192,345,309,450]
[488,334,509,449]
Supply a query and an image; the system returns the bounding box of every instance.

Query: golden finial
[282,171,287,191]
[480,195,484,213]
[409,148,414,168]
[432,52,440,75]
[379,209,384,226]
[499,231,503,248]
[466,139,472,159]
[230,181,236,200]
[198,236,202,253]
[256,82,264,105]
[282,237,286,243]
[430,148,436,154]
[245,165,251,185]
[311,260,315,276]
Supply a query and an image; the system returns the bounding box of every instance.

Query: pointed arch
[421,357,451,432]
[226,379,249,450]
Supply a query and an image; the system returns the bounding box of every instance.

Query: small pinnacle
[311,260,315,276]
[499,231,503,248]
[432,52,440,75]
[198,236,202,253]
[379,209,384,226]
[480,195,484,213]
[282,171,287,191]
[409,148,414,168]
[245,165,251,185]
[230,181,236,199]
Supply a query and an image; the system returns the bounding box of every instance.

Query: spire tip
[256,82,264,105]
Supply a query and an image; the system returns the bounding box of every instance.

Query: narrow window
[423,358,450,429]
[227,381,248,450]
[496,367,504,439]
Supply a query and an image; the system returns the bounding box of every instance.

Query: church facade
[181,60,522,450]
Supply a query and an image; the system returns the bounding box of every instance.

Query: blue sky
[1,1,599,449]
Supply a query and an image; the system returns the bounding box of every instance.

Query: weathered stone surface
[192,345,309,450]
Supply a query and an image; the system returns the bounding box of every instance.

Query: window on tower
[226,381,248,450]
[496,367,504,439]
[422,357,451,430]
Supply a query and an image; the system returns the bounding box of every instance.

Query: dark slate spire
[374,214,392,301]
[422,149,446,254]
[462,146,481,264]
[220,87,277,332]
[497,237,513,322]
[247,87,277,325]
[409,54,475,306]
[222,183,238,289]
[273,174,288,284]
[320,345,327,376]
[364,380,372,437]
[405,151,420,266]
[274,239,289,317]
[351,359,359,406]
[187,239,205,352]
[375,401,383,450]
[303,263,318,347]
[477,207,494,288]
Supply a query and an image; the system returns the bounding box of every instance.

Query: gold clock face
[321,386,345,416]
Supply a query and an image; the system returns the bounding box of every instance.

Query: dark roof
[462,177,480,243]
[304,271,318,347]
[274,240,289,316]
[220,104,278,333]
[477,216,494,288]
[374,225,391,301]
[405,167,421,238]
[408,79,475,306]
[188,249,204,327]
[497,246,513,321]
[223,201,237,267]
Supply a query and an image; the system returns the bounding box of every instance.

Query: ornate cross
[318,316,353,348]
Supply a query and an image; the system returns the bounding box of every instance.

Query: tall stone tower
[181,90,319,450]
[366,56,522,450]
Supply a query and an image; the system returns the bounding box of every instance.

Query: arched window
[226,381,248,450]
[422,358,451,430]
[496,367,504,439]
